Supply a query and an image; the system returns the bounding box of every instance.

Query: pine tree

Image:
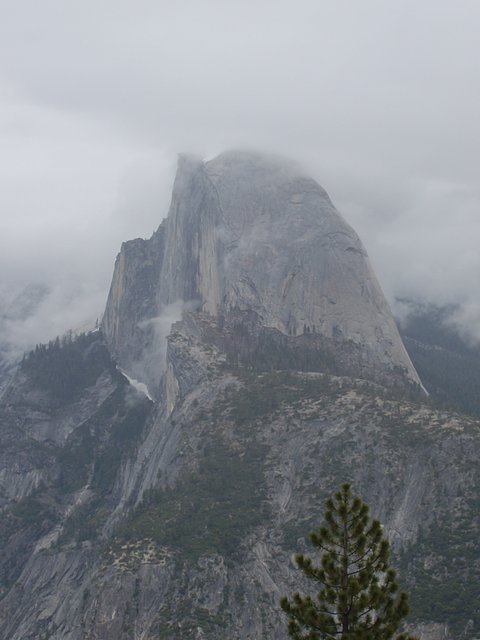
[280,483,416,640]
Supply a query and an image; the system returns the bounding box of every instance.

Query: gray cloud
[1,0,479,352]
[136,301,187,379]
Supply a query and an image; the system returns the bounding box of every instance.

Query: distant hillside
[398,301,480,417]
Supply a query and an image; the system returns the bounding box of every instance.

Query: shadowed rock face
[102,151,421,393]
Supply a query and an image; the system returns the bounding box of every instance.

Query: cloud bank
[1,0,479,351]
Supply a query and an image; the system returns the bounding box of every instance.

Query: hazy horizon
[1,1,479,355]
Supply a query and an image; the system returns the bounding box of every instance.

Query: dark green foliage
[57,392,151,543]
[91,393,151,495]
[247,330,336,373]
[155,604,226,638]
[224,370,341,426]
[216,310,421,393]
[56,384,150,499]
[21,331,114,405]
[281,483,414,640]
[115,439,268,559]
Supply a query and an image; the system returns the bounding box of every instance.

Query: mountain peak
[102,151,422,393]
[205,149,304,175]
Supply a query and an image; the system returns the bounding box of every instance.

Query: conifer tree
[281,483,416,640]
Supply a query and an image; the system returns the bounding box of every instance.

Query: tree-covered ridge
[114,438,269,560]
[1,306,479,638]
[21,330,116,404]
[0,329,153,598]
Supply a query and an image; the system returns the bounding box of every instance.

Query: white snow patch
[118,368,154,402]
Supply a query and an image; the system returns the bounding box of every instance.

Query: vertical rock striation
[103,151,421,394]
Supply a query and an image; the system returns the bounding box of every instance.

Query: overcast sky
[1,0,479,353]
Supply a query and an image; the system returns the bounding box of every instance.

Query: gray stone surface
[0,313,478,639]
[1,152,477,639]
[103,152,421,395]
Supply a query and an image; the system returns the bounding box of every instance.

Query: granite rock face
[103,152,421,395]
[0,314,478,640]
[1,152,478,640]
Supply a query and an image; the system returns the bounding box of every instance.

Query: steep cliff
[0,152,478,640]
[103,152,421,395]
